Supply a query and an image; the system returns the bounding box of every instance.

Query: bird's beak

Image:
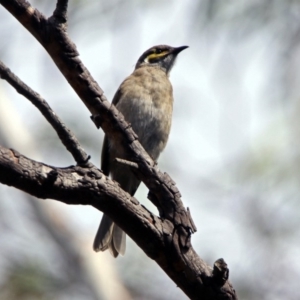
[172,45,189,55]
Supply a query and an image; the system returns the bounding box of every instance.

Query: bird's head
[135,45,188,74]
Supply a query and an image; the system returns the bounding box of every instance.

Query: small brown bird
[93,44,188,257]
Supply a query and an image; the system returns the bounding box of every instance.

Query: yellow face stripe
[146,51,169,62]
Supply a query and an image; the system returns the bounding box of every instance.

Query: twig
[115,158,139,169]
[0,60,89,165]
[53,0,69,23]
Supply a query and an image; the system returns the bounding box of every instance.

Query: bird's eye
[156,49,163,54]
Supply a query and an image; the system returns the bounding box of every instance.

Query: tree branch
[0,145,237,299]
[0,60,89,165]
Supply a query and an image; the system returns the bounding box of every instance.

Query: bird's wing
[101,83,125,175]
[101,74,133,175]
[101,135,110,176]
[111,86,123,106]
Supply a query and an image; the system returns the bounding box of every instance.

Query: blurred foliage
[0,262,60,300]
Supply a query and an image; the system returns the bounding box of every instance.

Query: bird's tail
[93,215,126,257]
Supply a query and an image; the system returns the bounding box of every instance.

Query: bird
[93,44,188,257]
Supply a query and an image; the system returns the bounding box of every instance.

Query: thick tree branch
[0,60,89,165]
[0,145,237,300]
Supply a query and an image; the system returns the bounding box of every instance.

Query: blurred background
[1,0,300,299]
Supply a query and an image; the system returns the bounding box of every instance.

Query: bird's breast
[115,67,173,160]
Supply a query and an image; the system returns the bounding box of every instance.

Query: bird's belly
[117,97,172,160]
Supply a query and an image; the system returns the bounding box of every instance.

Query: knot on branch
[46,169,58,185]
[177,225,192,249]
[212,258,229,286]
[91,114,103,129]
[77,155,91,167]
